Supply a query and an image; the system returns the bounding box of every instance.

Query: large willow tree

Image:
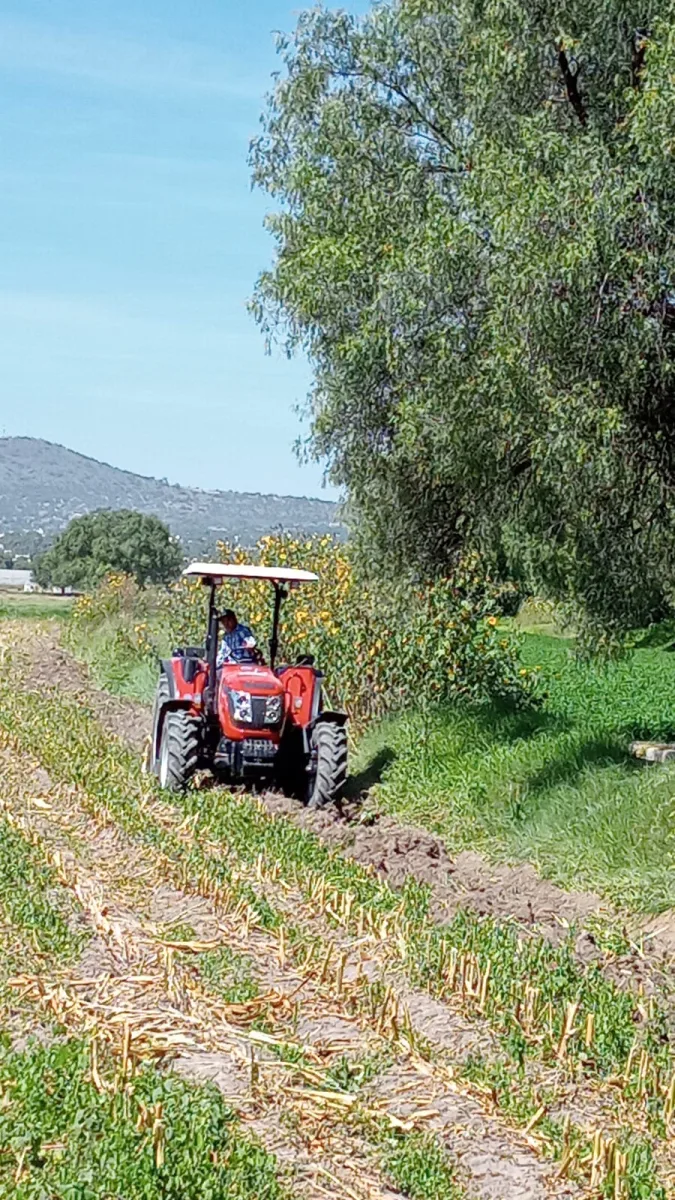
[252,1,675,635]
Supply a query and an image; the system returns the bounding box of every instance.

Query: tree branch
[631,29,649,90]
[557,45,587,126]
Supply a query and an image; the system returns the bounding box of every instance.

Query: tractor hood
[219,663,284,696]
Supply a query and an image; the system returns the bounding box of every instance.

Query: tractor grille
[251,697,267,727]
[242,739,277,761]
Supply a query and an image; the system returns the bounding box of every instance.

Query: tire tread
[160,708,200,792]
[308,722,348,809]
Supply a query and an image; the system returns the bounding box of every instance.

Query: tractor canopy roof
[183,562,319,585]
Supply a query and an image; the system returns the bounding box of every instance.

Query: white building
[0,569,35,591]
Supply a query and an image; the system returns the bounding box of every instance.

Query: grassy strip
[0,1037,290,1200]
[353,630,675,912]
[0,815,86,962]
[0,595,73,622]
[64,613,158,701]
[0,686,668,1195]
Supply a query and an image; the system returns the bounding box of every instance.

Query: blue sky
[0,1,365,497]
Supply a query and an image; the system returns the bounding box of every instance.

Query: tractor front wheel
[307,722,348,809]
[158,709,200,793]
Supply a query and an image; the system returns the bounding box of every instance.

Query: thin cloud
[0,16,262,100]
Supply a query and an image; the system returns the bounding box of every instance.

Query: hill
[0,438,344,558]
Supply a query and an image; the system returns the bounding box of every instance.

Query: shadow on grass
[345,746,396,799]
[435,698,568,748]
[522,735,642,803]
[633,619,675,650]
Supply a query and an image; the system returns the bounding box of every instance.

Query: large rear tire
[158,708,200,793]
[307,722,348,809]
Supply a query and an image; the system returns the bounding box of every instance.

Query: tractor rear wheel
[307,722,348,809]
[158,709,200,793]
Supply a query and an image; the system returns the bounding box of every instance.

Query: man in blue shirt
[217,609,258,666]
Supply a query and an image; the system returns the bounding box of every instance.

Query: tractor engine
[215,663,285,774]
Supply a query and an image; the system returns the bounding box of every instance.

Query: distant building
[0,569,35,591]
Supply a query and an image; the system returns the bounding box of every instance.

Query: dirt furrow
[0,724,586,1200]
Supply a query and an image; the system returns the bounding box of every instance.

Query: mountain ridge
[0,437,344,558]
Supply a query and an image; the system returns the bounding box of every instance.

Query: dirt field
[1,619,675,1198]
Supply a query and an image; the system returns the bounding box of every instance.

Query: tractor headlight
[265,695,283,724]
[230,690,252,723]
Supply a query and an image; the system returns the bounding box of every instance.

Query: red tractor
[149,562,348,807]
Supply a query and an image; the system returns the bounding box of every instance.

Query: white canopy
[183,562,319,584]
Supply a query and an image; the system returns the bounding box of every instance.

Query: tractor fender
[159,659,178,698]
[152,661,201,769]
[311,710,348,728]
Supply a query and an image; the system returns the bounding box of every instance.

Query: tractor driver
[217,609,258,666]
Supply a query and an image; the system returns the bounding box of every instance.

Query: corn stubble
[0,628,672,1197]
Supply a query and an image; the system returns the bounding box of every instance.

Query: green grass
[64,615,159,701]
[0,592,74,620]
[0,1038,290,1200]
[354,631,675,911]
[0,816,87,963]
[377,1130,464,1200]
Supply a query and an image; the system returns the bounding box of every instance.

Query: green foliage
[0,817,86,961]
[377,1129,464,1199]
[194,946,259,1005]
[354,630,675,909]
[325,1051,391,1093]
[253,1,675,639]
[0,1039,289,1200]
[34,510,183,592]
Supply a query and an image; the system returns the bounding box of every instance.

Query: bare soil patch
[20,626,150,752]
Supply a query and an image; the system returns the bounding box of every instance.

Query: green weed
[377,1129,464,1200]
[0,1038,290,1200]
[195,945,259,1005]
[326,1050,392,1093]
[0,817,86,961]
